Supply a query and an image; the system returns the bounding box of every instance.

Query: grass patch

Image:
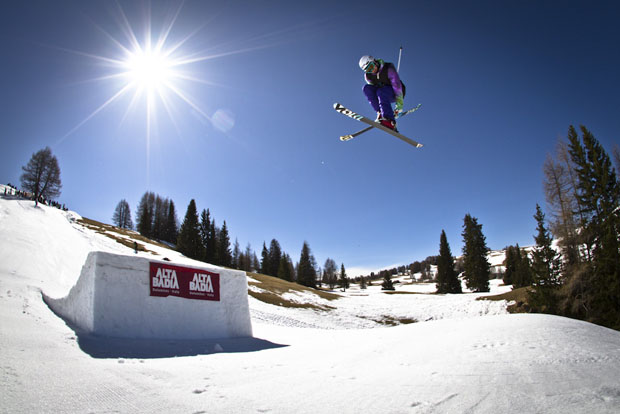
[359,314,418,326]
[477,286,531,313]
[247,272,339,310]
[76,217,166,255]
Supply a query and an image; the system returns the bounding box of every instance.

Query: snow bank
[44,251,252,339]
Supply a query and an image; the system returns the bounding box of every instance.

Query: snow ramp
[44,251,253,339]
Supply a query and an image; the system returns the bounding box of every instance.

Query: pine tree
[461,214,491,292]
[381,270,395,291]
[532,204,561,287]
[136,192,155,238]
[268,239,282,277]
[339,263,349,292]
[112,199,133,229]
[566,125,620,328]
[277,253,294,282]
[436,230,462,294]
[531,204,561,312]
[360,276,367,290]
[260,242,269,275]
[218,220,232,267]
[199,209,210,261]
[507,244,533,289]
[297,241,317,288]
[177,199,203,260]
[503,246,516,286]
[207,218,218,264]
[164,200,178,244]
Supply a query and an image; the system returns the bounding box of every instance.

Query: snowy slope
[1,190,620,413]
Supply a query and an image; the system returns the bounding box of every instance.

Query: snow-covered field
[1,189,620,413]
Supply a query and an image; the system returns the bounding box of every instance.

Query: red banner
[149,262,220,301]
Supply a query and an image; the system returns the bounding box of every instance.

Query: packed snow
[1,188,620,413]
[45,251,252,339]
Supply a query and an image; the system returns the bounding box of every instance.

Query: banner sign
[149,262,220,301]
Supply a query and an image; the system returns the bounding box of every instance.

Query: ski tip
[340,135,353,141]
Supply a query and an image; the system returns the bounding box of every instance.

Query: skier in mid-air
[359,55,405,131]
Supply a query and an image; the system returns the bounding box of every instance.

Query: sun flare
[123,47,175,91]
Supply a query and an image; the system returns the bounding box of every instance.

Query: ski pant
[363,84,395,120]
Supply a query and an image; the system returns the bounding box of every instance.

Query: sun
[123,46,175,92]
[57,3,216,147]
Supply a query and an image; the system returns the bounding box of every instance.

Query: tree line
[113,194,339,289]
[538,126,619,329]
[434,126,619,330]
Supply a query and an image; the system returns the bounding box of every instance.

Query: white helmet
[359,55,376,72]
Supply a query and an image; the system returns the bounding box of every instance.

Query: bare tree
[112,199,133,229]
[323,258,337,289]
[543,141,582,266]
[20,147,61,206]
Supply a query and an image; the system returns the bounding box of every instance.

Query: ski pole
[397,46,403,72]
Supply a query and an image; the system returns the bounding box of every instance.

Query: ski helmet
[359,55,377,73]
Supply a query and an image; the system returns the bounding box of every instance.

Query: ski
[333,103,423,148]
[340,103,421,142]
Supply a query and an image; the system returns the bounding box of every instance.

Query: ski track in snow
[2,191,620,414]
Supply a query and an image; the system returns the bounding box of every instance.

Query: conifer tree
[268,239,282,277]
[565,125,620,328]
[260,242,269,275]
[360,276,367,290]
[164,200,178,244]
[207,218,218,264]
[199,209,211,261]
[298,241,317,288]
[506,244,533,289]
[218,220,232,267]
[177,199,203,260]
[532,204,561,286]
[136,192,155,238]
[339,263,349,292]
[277,253,294,282]
[151,196,167,241]
[381,270,395,291]
[436,230,462,294]
[503,246,516,286]
[531,204,561,312]
[461,214,491,292]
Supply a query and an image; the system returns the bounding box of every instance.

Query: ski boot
[378,117,397,131]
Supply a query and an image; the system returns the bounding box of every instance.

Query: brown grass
[247,272,340,310]
[76,217,165,254]
[477,286,532,313]
[358,314,418,326]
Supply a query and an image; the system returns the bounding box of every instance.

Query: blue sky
[2,0,619,276]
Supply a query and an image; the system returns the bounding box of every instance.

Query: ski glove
[395,95,404,117]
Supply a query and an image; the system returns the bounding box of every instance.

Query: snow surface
[1,189,620,413]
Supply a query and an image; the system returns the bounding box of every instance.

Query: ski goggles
[363,60,377,73]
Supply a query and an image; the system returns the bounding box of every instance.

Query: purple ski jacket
[364,59,404,109]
